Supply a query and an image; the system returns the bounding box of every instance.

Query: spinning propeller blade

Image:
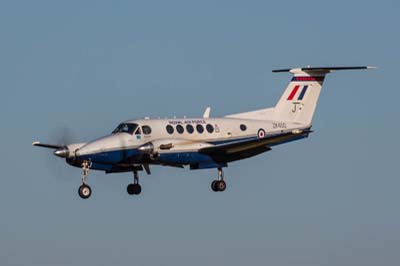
[32,141,62,149]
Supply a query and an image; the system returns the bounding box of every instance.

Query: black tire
[216,180,226,192]
[127,184,142,195]
[78,184,92,199]
[211,180,219,192]
[127,183,136,195]
[134,184,142,195]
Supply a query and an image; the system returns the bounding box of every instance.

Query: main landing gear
[127,170,142,195]
[211,167,226,192]
[78,160,92,199]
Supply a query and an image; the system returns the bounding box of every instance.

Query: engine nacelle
[64,142,87,158]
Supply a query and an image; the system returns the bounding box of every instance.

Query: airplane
[33,66,374,199]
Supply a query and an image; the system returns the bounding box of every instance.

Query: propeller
[49,126,77,148]
[33,126,78,179]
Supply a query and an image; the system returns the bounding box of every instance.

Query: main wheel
[211,180,219,192]
[134,184,142,195]
[216,180,226,192]
[78,184,92,199]
[127,184,142,195]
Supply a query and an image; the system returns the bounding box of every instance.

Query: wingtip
[367,66,377,69]
[203,106,211,118]
[272,68,290,73]
[32,141,40,146]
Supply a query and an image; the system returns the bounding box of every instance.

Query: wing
[199,129,312,163]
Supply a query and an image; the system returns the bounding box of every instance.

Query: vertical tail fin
[272,66,374,125]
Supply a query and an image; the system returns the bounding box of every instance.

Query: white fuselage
[75,117,303,157]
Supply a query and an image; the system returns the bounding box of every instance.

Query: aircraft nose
[76,135,124,157]
[54,147,69,158]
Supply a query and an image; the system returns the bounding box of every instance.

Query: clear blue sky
[1,0,399,265]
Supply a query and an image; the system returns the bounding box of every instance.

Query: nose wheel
[78,184,92,199]
[78,160,92,199]
[127,170,142,195]
[211,167,226,192]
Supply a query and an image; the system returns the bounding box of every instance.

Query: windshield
[112,123,138,134]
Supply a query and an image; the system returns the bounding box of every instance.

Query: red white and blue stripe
[291,76,325,82]
[287,85,309,101]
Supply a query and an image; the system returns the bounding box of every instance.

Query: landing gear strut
[127,170,142,195]
[78,160,92,199]
[211,167,226,192]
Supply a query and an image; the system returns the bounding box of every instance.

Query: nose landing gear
[78,160,92,199]
[211,167,226,192]
[127,170,142,195]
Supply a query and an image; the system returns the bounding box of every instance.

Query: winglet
[203,106,211,118]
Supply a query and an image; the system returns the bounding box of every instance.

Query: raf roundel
[257,129,266,138]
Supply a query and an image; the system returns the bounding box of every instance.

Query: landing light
[291,129,302,134]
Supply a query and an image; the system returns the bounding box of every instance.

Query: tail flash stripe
[292,76,325,82]
[287,85,300,100]
[298,85,308,100]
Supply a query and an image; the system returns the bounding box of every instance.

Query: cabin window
[112,123,138,135]
[240,124,247,131]
[196,124,204,133]
[142,125,152,135]
[166,125,174,134]
[186,124,194,134]
[206,124,214,133]
[176,124,184,134]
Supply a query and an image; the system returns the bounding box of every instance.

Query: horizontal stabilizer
[272,66,376,73]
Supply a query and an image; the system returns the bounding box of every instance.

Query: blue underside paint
[158,152,213,164]
[78,149,141,164]
[191,161,227,169]
[91,162,114,171]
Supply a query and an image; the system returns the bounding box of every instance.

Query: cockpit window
[134,126,141,135]
[112,123,138,134]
